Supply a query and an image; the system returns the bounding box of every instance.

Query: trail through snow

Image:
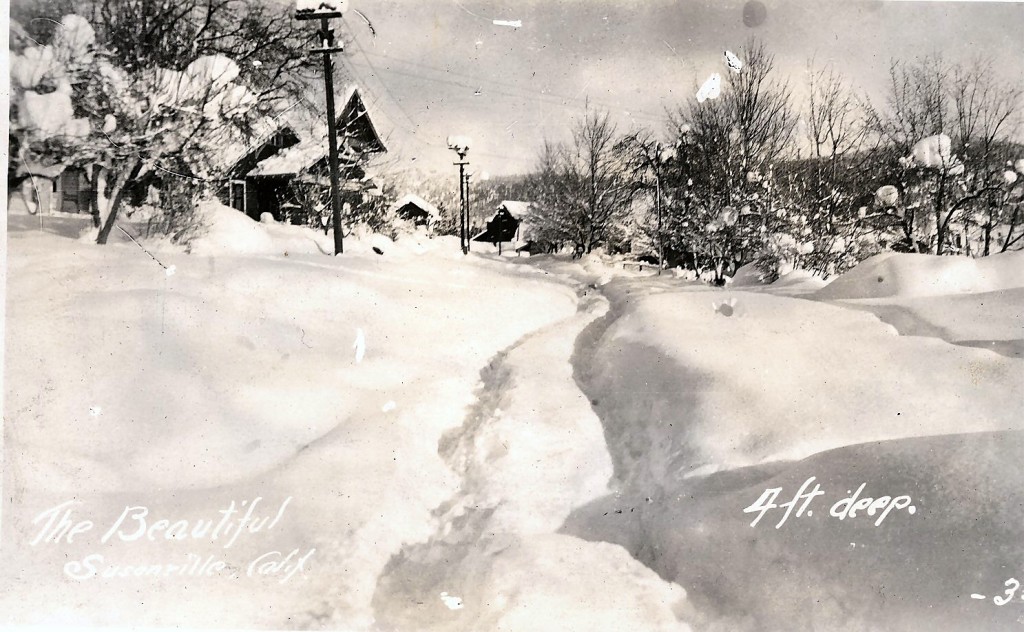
[371,263,689,630]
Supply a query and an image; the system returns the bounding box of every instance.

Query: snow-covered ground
[561,250,1024,631]
[2,207,1022,631]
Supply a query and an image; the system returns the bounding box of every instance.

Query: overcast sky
[329,0,1024,177]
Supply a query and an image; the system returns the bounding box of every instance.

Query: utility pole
[645,140,670,274]
[464,170,472,252]
[655,160,664,273]
[458,160,467,252]
[296,2,347,255]
[447,136,471,255]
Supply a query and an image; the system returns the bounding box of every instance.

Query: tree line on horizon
[469,40,1024,282]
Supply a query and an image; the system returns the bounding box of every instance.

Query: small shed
[390,193,441,226]
[473,204,521,253]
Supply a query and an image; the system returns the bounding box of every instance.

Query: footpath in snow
[2,209,583,628]
[372,264,687,631]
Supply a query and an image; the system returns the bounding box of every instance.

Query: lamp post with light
[447,136,471,254]
[296,0,348,255]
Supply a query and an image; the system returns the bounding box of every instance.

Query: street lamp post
[447,136,471,255]
[459,160,467,252]
[296,0,348,256]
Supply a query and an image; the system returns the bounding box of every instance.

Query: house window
[270,133,287,148]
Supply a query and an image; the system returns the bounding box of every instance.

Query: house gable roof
[389,193,440,218]
[242,86,387,178]
[499,200,532,217]
[338,86,387,154]
[498,201,540,241]
[226,127,301,179]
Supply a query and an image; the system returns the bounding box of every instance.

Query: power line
[349,49,669,125]
[348,33,424,132]
[341,37,547,162]
[359,49,670,121]
[338,31,672,170]
[346,57,669,130]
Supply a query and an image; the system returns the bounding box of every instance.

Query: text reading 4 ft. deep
[743,476,917,528]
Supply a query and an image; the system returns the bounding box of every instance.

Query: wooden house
[8,86,387,225]
[219,86,387,223]
[473,201,526,254]
[470,200,559,255]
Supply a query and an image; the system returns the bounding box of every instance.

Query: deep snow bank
[566,251,1023,631]
[187,200,447,258]
[814,249,1023,357]
[815,249,1024,299]
[580,280,1022,482]
[2,213,578,629]
[566,430,1024,632]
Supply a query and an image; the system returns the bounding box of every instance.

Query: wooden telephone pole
[296,3,347,255]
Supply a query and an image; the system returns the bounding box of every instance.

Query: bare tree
[951,58,1024,255]
[873,55,949,150]
[94,0,315,104]
[620,129,674,267]
[792,61,877,276]
[530,109,636,254]
[867,56,1023,255]
[668,39,797,281]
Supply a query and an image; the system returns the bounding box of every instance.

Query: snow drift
[814,250,1024,299]
[559,249,1023,631]
[2,212,583,629]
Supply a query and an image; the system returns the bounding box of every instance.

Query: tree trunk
[934,173,948,255]
[1001,208,1021,253]
[96,162,144,245]
[983,197,995,257]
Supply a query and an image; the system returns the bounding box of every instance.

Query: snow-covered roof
[499,200,531,217]
[389,193,440,218]
[227,85,387,177]
[496,201,540,241]
[246,139,327,177]
[337,85,387,154]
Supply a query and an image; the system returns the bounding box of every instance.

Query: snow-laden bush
[142,176,208,245]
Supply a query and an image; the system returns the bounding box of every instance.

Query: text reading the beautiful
[743,477,918,528]
[29,497,315,583]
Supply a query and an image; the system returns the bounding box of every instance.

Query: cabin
[472,200,558,255]
[390,193,441,227]
[473,201,528,254]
